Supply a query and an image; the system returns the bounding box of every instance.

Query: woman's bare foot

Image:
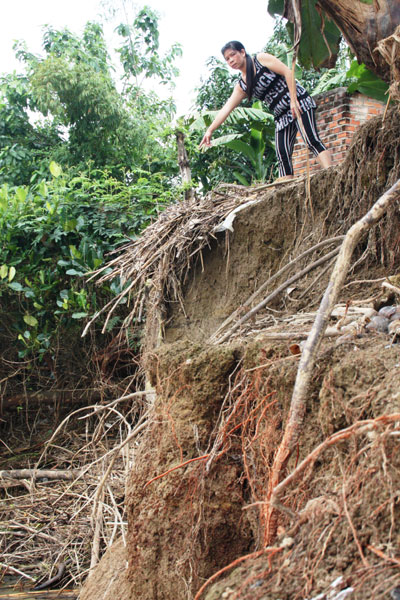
[274,175,295,183]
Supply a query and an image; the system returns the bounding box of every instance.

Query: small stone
[281,536,295,548]
[340,322,359,335]
[379,305,397,318]
[390,587,400,600]
[366,315,389,333]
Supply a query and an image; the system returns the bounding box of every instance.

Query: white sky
[0,0,275,115]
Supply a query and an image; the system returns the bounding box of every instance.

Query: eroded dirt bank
[79,111,400,600]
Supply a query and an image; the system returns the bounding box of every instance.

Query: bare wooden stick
[0,469,79,480]
[382,280,400,295]
[214,246,341,345]
[208,236,344,343]
[263,178,400,544]
[89,496,104,572]
[0,562,35,581]
[246,328,341,341]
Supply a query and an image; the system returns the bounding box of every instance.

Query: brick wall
[292,87,385,175]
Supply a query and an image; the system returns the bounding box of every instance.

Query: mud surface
[79,110,400,600]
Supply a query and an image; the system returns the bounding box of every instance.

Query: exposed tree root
[263,179,400,544]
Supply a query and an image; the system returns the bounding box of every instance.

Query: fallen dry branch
[0,562,36,581]
[382,280,400,295]
[263,178,400,544]
[1,389,150,586]
[244,328,341,340]
[0,469,80,481]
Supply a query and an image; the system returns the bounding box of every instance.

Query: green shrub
[0,161,176,359]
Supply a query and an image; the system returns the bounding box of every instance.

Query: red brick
[292,87,384,174]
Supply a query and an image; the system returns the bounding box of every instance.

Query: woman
[200,41,332,181]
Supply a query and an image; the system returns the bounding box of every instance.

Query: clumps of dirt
[77,108,400,600]
[76,329,400,600]
[121,343,254,600]
[204,424,400,600]
[318,340,400,435]
[79,538,130,600]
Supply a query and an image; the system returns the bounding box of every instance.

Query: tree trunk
[317,0,400,81]
[176,131,194,201]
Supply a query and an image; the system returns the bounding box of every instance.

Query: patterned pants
[275,108,326,177]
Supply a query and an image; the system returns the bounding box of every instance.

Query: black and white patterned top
[238,55,316,131]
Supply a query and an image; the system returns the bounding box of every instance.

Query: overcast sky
[0,0,275,115]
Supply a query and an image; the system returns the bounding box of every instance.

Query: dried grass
[83,185,261,336]
[0,391,151,589]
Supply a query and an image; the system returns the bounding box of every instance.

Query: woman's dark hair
[221,40,254,100]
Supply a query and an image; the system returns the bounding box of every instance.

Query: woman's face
[223,48,246,70]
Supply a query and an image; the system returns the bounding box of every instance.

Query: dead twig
[0,562,35,581]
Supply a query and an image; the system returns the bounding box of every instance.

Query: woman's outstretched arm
[199,83,247,147]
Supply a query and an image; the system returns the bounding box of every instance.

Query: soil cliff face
[79,112,400,600]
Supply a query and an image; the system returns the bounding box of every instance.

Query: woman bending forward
[200,40,332,180]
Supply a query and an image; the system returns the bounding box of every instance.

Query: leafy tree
[0,6,184,367]
[115,7,182,90]
[195,56,239,110]
[0,72,61,185]
[1,10,182,184]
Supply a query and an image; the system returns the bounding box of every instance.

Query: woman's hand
[199,83,246,149]
[291,99,302,119]
[199,128,213,148]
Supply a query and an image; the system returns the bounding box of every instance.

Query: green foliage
[1,10,182,183]
[192,103,276,184]
[194,57,239,110]
[0,162,176,358]
[268,0,342,69]
[346,60,389,102]
[115,7,182,88]
[0,73,61,186]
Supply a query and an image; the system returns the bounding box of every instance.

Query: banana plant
[191,102,276,185]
